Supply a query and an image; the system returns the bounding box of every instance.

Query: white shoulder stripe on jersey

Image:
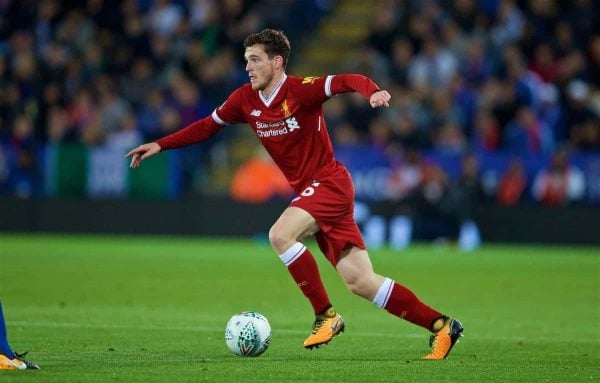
[325,75,334,97]
[211,109,228,125]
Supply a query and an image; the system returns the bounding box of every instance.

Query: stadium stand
[0,0,598,210]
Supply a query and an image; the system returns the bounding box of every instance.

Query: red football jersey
[156,74,379,194]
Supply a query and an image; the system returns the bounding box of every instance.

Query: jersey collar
[259,73,287,107]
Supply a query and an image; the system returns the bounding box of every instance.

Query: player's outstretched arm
[370,90,391,108]
[327,74,391,108]
[126,142,161,169]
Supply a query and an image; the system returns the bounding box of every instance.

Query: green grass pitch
[0,234,598,382]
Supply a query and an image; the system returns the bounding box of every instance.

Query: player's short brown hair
[244,29,291,68]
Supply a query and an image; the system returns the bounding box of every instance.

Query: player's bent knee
[268,225,293,254]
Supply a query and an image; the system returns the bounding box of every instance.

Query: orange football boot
[0,352,39,370]
[422,317,464,360]
[303,308,345,349]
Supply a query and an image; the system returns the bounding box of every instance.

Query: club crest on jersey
[281,99,291,118]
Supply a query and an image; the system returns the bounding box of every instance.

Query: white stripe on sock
[278,242,306,267]
[372,278,394,308]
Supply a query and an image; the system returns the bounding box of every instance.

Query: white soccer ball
[225,311,271,357]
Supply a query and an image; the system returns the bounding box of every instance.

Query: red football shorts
[290,167,366,266]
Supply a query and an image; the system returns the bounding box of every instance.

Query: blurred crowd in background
[0,0,598,212]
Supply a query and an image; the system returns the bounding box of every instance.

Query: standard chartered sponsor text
[256,121,286,129]
[257,127,289,137]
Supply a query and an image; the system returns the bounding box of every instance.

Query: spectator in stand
[427,90,462,134]
[538,83,563,143]
[448,0,478,33]
[1,115,39,198]
[497,159,527,206]
[66,87,98,141]
[388,37,413,87]
[441,20,469,60]
[122,57,162,108]
[408,35,458,91]
[504,48,544,110]
[387,148,424,202]
[460,38,494,87]
[147,0,184,38]
[106,111,142,152]
[532,147,585,206]
[571,119,600,151]
[456,153,482,251]
[491,0,525,48]
[46,105,70,143]
[564,80,599,150]
[433,123,467,154]
[504,105,553,155]
[526,0,559,49]
[366,3,401,57]
[96,76,131,139]
[400,160,481,251]
[137,89,168,141]
[472,108,501,152]
[169,75,214,127]
[528,43,561,83]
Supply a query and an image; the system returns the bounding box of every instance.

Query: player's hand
[125,142,161,168]
[370,90,391,108]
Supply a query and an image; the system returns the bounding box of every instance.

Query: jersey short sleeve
[293,75,335,107]
[212,87,247,125]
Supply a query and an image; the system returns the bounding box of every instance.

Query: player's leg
[269,206,329,314]
[336,246,443,327]
[0,302,39,370]
[269,207,341,348]
[336,247,463,360]
[0,301,19,370]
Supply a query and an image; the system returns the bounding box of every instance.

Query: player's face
[244,45,276,91]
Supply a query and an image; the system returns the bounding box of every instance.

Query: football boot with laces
[0,351,40,370]
[303,308,345,349]
[422,317,464,360]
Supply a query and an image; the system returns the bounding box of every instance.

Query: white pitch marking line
[8,321,600,344]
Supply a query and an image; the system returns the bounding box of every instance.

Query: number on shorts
[293,182,320,201]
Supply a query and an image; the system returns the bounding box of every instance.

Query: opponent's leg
[0,302,16,360]
[0,302,39,370]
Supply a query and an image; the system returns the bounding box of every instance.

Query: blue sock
[0,302,16,358]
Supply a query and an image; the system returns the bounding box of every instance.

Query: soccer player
[0,301,39,370]
[127,29,463,359]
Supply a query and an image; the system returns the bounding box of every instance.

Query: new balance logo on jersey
[250,109,262,117]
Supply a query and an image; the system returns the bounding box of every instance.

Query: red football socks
[279,242,331,314]
[373,278,442,331]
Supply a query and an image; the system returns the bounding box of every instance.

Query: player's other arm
[127,89,245,168]
[126,116,223,168]
[329,74,391,108]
